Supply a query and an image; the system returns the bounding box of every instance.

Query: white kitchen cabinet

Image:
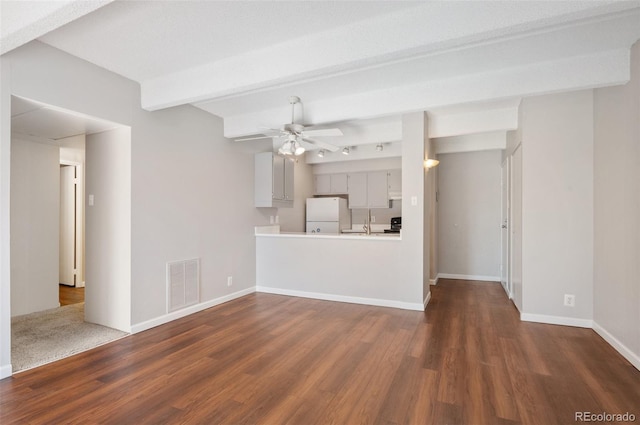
[331,173,348,194]
[314,174,331,194]
[314,173,348,195]
[367,171,389,208]
[347,172,368,208]
[387,169,402,199]
[255,152,294,208]
[347,171,390,209]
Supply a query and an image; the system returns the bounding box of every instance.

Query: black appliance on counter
[384,217,401,233]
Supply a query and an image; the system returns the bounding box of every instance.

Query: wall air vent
[167,258,200,312]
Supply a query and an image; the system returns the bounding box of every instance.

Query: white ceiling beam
[433,132,508,155]
[140,1,632,111]
[223,48,629,138]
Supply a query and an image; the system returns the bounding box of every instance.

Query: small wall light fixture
[424,158,440,169]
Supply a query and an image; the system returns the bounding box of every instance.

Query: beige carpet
[11,303,128,373]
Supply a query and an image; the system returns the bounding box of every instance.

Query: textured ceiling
[4,0,640,141]
[39,1,421,81]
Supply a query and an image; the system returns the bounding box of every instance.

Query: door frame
[59,160,84,287]
[501,157,511,298]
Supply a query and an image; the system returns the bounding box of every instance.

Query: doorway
[8,95,131,374]
[59,160,85,285]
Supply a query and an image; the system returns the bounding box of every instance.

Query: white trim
[593,321,640,372]
[256,286,424,311]
[429,275,439,286]
[131,286,255,334]
[423,291,431,310]
[0,363,12,380]
[437,273,500,282]
[520,313,593,328]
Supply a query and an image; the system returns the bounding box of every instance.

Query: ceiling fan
[234,96,343,156]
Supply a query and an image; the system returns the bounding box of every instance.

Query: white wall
[510,143,523,312]
[85,128,131,331]
[129,105,269,326]
[437,150,502,280]
[402,112,429,306]
[520,90,594,323]
[0,41,273,376]
[593,40,640,369]
[0,56,11,377]
[10,136,60,316]
[256,236,417,309]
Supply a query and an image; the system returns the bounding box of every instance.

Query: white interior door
[59,165,76,286]
[501,158,511,297]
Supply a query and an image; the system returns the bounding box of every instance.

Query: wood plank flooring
[2,279,639,424]
[59,284,84,306]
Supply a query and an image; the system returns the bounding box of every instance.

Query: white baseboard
[131,286,256,334]
[423,291,431,310]
[437,273,500,282]
[520,313,593,328]
[429,276,439,286]
[593,321,640,371]
[256,286,424,311]
[0,363,12,380]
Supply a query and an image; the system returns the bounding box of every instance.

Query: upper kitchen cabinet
[347,172,368,208]
[367,171,389,208]
[314,173,348,195]
[347,171,389,208]
[387,169,402,199]
[255,152,294,208]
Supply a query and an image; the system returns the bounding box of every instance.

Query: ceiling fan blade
[302,128,343,137]
[234,135,275,142]
[301,137,340,152]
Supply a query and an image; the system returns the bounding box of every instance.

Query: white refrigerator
[306,197,351,234]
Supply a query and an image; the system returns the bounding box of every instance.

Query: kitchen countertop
[255,226,401,241]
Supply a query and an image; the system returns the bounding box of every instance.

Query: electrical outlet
[564,294,575,307]
[227,276,233,287]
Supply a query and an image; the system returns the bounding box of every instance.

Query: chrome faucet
[363,208,372,235]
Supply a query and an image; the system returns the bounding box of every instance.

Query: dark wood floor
[59,284,84,306]
[2,280,639,424]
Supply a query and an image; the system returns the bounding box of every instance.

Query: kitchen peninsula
[255,226,423,311]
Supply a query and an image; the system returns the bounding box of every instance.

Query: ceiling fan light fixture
[294,141,305,156]
[342,147,350,155]
[278,140,293,155]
